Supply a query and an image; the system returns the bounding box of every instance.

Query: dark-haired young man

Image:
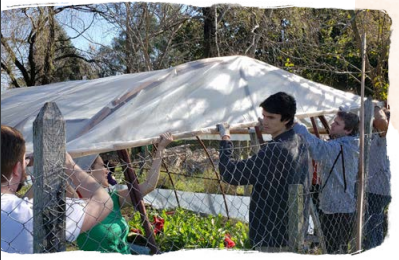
[293,109,360,254]
[217,92,310,252]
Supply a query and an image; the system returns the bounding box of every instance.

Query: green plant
[127,208,251,252]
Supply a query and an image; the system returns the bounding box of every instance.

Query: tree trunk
[202,7,217,58]
[42,7,56,85]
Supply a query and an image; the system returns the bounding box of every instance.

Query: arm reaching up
[65,153,113,233]
[118,132,173,208]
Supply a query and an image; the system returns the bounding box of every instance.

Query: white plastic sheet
[1,55,361,156]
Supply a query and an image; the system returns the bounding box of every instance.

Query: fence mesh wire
[363,132,391,251]
[1,133,391,255]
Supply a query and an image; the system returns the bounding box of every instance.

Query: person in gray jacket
[293,110,360,254]
[363,105,391,250]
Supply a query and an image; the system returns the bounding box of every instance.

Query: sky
[1,1,399,260]
[58,10,116,51]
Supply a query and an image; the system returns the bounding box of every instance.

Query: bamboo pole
[68,110,349,158]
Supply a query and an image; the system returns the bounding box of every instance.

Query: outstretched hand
[158,132,173,149]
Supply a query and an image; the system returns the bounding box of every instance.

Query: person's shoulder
[336,135,360,148]
[1,194,33,215]
[1,193,30,203]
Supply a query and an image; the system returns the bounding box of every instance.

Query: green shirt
[76,191,130,254]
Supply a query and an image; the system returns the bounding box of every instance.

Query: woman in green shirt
[76,132,173,254]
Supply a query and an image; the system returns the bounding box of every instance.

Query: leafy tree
[1,7,98,88]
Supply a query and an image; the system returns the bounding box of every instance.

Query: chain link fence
[363,132,391,251]
[1,108,390,255]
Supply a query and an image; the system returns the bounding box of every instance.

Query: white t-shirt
[1,193,86,254]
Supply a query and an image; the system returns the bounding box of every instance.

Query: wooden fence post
[354,97,374,252]
[288,184,304,252]
[308,199,327,253]
[32,102,66,253]
[245,128,260,196]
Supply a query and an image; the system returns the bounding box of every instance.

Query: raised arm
[373,106,389,137]
[293,122,343,162]
[216,123,266,185]
[118,132,173,208]
[65,153,113,233]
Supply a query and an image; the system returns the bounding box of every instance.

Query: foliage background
[1,1,392,102]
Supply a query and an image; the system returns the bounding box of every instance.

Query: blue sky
[58,9,117,51]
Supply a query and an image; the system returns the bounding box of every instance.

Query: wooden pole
[245,128,260,196]
[318,116,330,137]
[33,102,66,253]
[196,136,230,219]
[117,149,160,254]
[153,144,181,208]
[308,200,327,253]
[355,32,367,253]
[68,117,337,158]
[288,184,304,252]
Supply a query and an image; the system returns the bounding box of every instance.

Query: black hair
[337,111,360,136]
[259,92,297,128]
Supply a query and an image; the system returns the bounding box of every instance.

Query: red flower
[224,233,235,248]
[151,216,165,235]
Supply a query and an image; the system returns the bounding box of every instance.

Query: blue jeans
[363,193,391,250]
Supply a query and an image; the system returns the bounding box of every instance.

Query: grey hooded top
[294,122,359,214]
[366,133,391,196]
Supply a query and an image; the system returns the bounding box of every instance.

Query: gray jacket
[294,123,359,214]
[366,133,391,196]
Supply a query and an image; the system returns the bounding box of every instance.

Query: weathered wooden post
[32,102,66,253]
[308,199,327,253]
[354,32,373,253]
[245,128,260,196]
[354,98,374,252]
[288,184,304,252]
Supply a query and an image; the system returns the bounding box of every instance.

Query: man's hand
[216,122,231,139]
[374,106,387,120]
